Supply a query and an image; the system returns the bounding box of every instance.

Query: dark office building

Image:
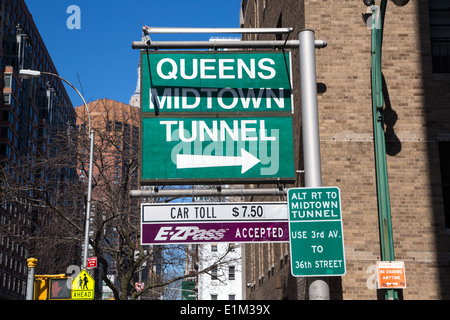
[0,0,76,299]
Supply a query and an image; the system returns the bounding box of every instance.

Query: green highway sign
[142,51,293,114]
[141,116,294,184]
[140,51,296,184]
[288,187,346,277]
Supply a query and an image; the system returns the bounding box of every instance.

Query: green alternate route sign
[140,51,295,184]
[288,187,346,277]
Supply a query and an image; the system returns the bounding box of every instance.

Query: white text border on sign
[140,116,295,184]
[142,202,288,223]
[139,50,296,185]
[141,51,294,115]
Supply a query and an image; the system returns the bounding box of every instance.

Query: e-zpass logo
[154,226,227,242]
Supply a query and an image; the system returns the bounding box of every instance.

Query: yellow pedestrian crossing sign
[71,269,95,300]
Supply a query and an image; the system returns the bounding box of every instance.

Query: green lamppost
[364,0,409,300]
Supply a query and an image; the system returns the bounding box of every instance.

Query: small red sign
[135,282,144,291]
[87,257,97,269]
[377,261,406,289]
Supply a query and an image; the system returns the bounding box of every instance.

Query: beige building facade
[241,0,450,300]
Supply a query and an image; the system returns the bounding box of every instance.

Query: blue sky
[24,0,242,107]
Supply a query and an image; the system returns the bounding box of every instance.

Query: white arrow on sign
[177,149,260,173]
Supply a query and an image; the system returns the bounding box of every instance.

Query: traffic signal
[49,278,72,300]
[33,278,49,300]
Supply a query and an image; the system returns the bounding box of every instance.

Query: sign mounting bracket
[132,26,327,50]
[130,187,287,198]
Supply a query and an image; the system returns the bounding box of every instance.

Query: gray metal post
[82,129,94,270]
[131,39,327,50]
[298,29,329,300]
[26,258,37,300]
[130,26,329,299]
[130,187,286,198]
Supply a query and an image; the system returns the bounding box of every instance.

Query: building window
[4,74,11,87]
[0,144,11,157]
[211,244,217,252]
[229,266,235,280]
[241,0,249,18]
[211,265,218,280]
[429,0,450,73]
[106,120,113,131]
[228,294,236,300]
[3,93,11,105]
[211,294,218,300]
[438,141,450,229]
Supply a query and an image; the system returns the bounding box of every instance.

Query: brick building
[240,0,450,300]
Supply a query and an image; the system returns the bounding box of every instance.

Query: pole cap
[27,258,37,268]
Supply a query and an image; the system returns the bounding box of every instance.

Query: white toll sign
[140,202,290,245]
[141,202,288,223]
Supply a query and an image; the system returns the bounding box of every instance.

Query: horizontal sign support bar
[131,39,327,50]
[142,26,294,35]
[130,188,287,198]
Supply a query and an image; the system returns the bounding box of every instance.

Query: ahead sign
[140,51,295,184]
[71,270,95,300]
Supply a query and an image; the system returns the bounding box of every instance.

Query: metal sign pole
[131,39,327,50]
[298,29,330,300]
[131,26,329,299]
[132,26,327,50]
[370,0,398,300]
[142,26,294,34]
[130,188,287,198]
[26,258,37,300]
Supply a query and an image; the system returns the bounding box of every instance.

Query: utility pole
[371,0,397,300]
[19,69,94,271]
[26,258,37,300]
[366,0,409,300]
[132,26,328,300]
[298,29,329,300]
